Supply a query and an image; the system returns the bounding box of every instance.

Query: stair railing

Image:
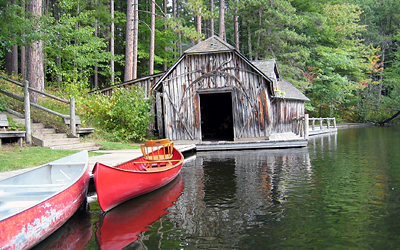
[0,75,77,145]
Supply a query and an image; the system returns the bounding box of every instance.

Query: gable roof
[251,59,280,82]
[278,79,310,101]
[251,59,310,101]
[184,35,236,54]
[152,35,273,91]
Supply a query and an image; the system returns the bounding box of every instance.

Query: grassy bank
[0,141,140,172]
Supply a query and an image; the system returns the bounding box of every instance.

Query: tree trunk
[255,9,262,60]
[163,0,168,71]
[5,50,13,75]
[133,0,138,79]
[20,1,26,79]
[247,22,252,61]
[196,7,202,43]
[20,46,25,78]
[172,0,177,56]
[52,0,61,86]
[210,0,214,37]
[149,0,155,75]
[219,0,225,41]
[5,0,18,76]
[234,0,239,50]
[11,45,18,75]
[26,0,44,103]
[56,56,62,87]
[110,0,115,84]
[94,15,98,89]
[177,1,182,56]
[377,44,386,112]
[124,0,134,81]
[377,110,400,126]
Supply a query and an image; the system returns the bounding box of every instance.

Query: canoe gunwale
[99,147,184,173]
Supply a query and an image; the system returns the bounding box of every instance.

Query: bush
[81,86,154,142]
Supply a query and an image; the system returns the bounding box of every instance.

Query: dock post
[24,80,31,145]
[334,117,337,128]
[304,114,309,139]
[70,97,76,136]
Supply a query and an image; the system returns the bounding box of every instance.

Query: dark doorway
[200,92,234,141]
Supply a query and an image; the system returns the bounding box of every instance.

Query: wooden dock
[175,117,339,151]
[176,132,308,151]
[308,117,338,136]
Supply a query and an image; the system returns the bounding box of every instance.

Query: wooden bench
[0,114,26,147]
[63,115,94,136]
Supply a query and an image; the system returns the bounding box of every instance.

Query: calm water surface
[34,126,400,249]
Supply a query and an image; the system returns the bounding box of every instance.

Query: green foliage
[2,0,400,125]
[94,141,140,150]
[302,3,368,118]
[0,95,6,111]
[43,0,124,88]
[81,86,154,142]
[5,117,25,131]
[0,2,35,57]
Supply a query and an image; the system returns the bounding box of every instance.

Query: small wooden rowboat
[93,139,184,212]
[0,150,90,250]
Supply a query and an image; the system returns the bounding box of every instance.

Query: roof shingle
[184,36,235,54]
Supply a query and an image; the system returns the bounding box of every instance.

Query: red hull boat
[0,151,90,250]
[96,175,184,249]
[93,139,184,212]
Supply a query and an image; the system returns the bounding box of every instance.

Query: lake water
[33,125,400,249]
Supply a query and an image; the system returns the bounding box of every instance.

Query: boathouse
[152,35,309,142]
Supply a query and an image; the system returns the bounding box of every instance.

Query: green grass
[0,141,140,172]
[94,141,141,150]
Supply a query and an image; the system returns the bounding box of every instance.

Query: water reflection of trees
[167,148,313,248]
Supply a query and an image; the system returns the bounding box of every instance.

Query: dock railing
[308,117,337,131]
[306,117,337,137]
[292,116,337,140]
[293,115,308,139]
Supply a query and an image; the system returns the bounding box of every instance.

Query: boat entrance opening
[200,92,234,141]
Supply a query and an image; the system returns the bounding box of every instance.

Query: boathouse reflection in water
[166,147,314,248]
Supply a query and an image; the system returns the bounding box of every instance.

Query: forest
[1,0,400,124]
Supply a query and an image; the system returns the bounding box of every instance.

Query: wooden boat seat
[140,139,174,161]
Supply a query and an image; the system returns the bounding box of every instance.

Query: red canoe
[93,139,184,212]
[96,175,184,249]
[0,151,90,250]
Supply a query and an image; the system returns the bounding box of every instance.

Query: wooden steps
[1,111,100,151]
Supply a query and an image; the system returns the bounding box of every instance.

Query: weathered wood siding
[270,99,305,134]
[161,52,280,141]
